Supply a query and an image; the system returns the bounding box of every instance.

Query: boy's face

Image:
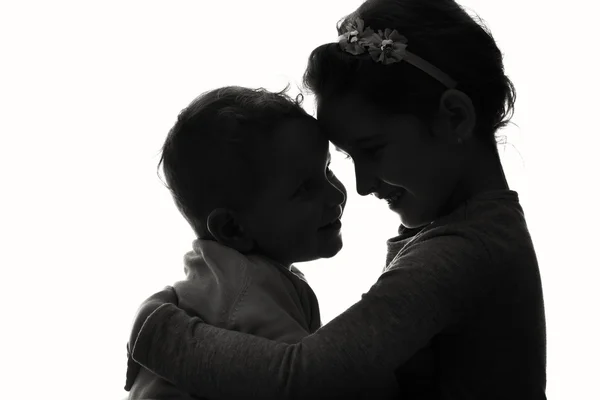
[240,116,346,266]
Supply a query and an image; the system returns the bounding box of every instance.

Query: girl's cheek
[380,161,406,187]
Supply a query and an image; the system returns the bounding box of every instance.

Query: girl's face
[240,116,347,266]
[317,93,465,228]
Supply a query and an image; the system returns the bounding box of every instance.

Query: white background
[1,1,598,399]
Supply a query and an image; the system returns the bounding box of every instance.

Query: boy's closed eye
[293,161,335,198]
[294,182,310,197]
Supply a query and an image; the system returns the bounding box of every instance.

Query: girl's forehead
[318,94,378,125]
[317,105,381,148]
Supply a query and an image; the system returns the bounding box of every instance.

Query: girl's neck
[444,141,509,215]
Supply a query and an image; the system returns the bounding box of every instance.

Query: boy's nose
[327,172,347,209]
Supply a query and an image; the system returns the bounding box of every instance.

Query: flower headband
[337,18,457,89]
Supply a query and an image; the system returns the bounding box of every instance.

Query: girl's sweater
[129,190,547,399]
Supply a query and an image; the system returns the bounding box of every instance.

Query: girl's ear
[431,89,476,144]
[206,208,254,253]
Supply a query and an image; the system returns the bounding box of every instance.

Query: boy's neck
[247,250,293,271]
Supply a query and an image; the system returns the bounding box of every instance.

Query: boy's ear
[206,208,254,253]
[431,89,476,144]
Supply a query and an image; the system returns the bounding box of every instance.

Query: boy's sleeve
[290,265,321,332]
[130,232,495,399]
[124,286,179,391]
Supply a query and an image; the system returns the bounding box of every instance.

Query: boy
[125,86,346,399]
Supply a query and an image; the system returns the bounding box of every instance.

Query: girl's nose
[354,162,376,196]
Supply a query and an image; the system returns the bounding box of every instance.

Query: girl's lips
[385,188,406,206]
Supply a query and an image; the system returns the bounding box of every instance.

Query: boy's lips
[319,219,342,231]
[319,211,343,230]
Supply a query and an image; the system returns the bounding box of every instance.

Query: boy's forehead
[274,117,323,150]
[264,117,328,173]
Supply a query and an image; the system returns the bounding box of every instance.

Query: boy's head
[159,86,347,266]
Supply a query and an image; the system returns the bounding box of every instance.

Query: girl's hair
[303,0,515,148]
[158,86,308,238]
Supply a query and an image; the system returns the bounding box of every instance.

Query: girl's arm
[131,232,493,399]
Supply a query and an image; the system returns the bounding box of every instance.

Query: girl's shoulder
[387,190,532,273]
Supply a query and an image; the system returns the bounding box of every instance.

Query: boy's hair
[303,0,515,149]
[158,86,309,238]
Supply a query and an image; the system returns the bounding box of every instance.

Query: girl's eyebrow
[333,134,384,156]
[354,133,385,147]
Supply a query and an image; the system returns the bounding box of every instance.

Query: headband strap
[337,18,457,89]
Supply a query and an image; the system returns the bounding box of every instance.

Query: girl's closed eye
[341,146,383,162]
[333,146,353,161]
[363,145,384,158]
[337,149,352,160]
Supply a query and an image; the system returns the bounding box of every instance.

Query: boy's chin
[317,236,343,259]
[290,237,343,264]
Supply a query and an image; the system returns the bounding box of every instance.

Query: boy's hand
[125,286,178,391]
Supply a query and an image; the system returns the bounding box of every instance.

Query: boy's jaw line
[258,228,343,268]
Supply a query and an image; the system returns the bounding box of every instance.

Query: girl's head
[159,86,346,267]
[304,0,515,228]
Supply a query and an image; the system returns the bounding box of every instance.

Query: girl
[127,0,547,398]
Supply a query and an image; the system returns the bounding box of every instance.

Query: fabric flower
[337,18,374,55]
[365,28,408,65]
